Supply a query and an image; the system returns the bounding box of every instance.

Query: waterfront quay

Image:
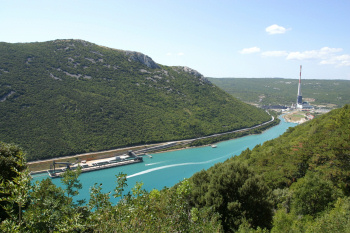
[48,156,143,178]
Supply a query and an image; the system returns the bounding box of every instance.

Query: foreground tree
[0,142,27,222]
[23,178,71,232]
[290,172,342,217]
[61,166,84,206]
[0,165,31,232]
[190,161,273,232]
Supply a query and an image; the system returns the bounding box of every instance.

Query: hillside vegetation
[189,104,350,231]
[234,104,350,190]
[230,104,350,231]
[1,105,349,232]
[0,40,270,161]
[209,77,350,107]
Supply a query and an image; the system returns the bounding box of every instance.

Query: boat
[211,145,217,148]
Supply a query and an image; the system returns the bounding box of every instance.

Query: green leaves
[0,167,31,225]
[0,142,26,183]
[190,161,273,232]
[113,172,128,199]
[61,166,83,201]
[290,172,343,217]
[0,142,29,225]
[88,183,111,211]
[232,105,350,232]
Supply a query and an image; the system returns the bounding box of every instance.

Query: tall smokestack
[297,65,302,106]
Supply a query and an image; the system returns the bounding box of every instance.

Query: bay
[32,116,297,204]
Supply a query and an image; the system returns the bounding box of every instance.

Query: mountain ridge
[0,39,270,160]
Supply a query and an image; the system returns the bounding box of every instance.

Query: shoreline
[29,113,277,173]
[282,110,309,124]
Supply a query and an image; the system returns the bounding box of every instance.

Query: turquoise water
[32,116,297,203]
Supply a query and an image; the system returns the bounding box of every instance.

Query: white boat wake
[127,155,228,178]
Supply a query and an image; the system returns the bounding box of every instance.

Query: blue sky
[1,0,350,79]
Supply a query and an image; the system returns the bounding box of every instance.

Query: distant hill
[208,77,350,108]
[0,40,270,160]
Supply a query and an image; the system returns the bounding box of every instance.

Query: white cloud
[240,45,349,67]
[320,47,343,53]
[240,47,261,54]
[261,50,288,57]
[286,47,349,67]
[177,52,185,56]
[287,47,343,60]
[321,54,350,67]
[265,24,289,34]
[166,52,172,56]
[287,51,318,60]
[320,60,336,65]
[336,55,350,66]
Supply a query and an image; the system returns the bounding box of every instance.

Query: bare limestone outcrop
[174,66,211,84]
[125,51,160,69]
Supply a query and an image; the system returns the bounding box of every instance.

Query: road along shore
[29,114,276,174]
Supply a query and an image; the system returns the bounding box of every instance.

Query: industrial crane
[52,161,74,172]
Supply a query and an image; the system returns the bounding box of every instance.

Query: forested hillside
[234,104,350,190]
[192,104,350,232]
[1,105,349,232]
[0,40,270,160]
[208,77,350,107]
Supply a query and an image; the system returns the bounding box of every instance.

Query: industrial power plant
[295,65,313,110]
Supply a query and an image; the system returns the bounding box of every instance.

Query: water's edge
[32,116,297,204]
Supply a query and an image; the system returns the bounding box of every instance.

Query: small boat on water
[211,145,217,148]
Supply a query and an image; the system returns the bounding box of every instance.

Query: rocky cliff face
[175,66,211,84]
[181,66,203,77]
[125,51,160,69]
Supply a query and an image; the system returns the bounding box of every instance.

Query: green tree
[305,197,350,232]
[61,166,84,206]
[86,183,112,232]
[113,172,128,200]
[0,142,29,233]
[271,208,312,233]
[190,161,273,232]
[88,183,111,211]
[0,142,27,222]
[0,165,31,232]
[290,172,342,217]
[23,178,69,232]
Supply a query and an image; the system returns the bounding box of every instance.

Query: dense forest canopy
[1,105,349,232]
[234,104,350,190]
[0,40,270,161]
[190,104,350,231]
[209,77,350,107]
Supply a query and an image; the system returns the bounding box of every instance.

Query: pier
[48,151,143,178]
[43,115,276,178]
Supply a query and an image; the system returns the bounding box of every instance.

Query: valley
[2,1,350,231]
[1,40,349,232]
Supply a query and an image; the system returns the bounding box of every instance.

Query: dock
[46,142,190,178]
[48,151,143,178]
